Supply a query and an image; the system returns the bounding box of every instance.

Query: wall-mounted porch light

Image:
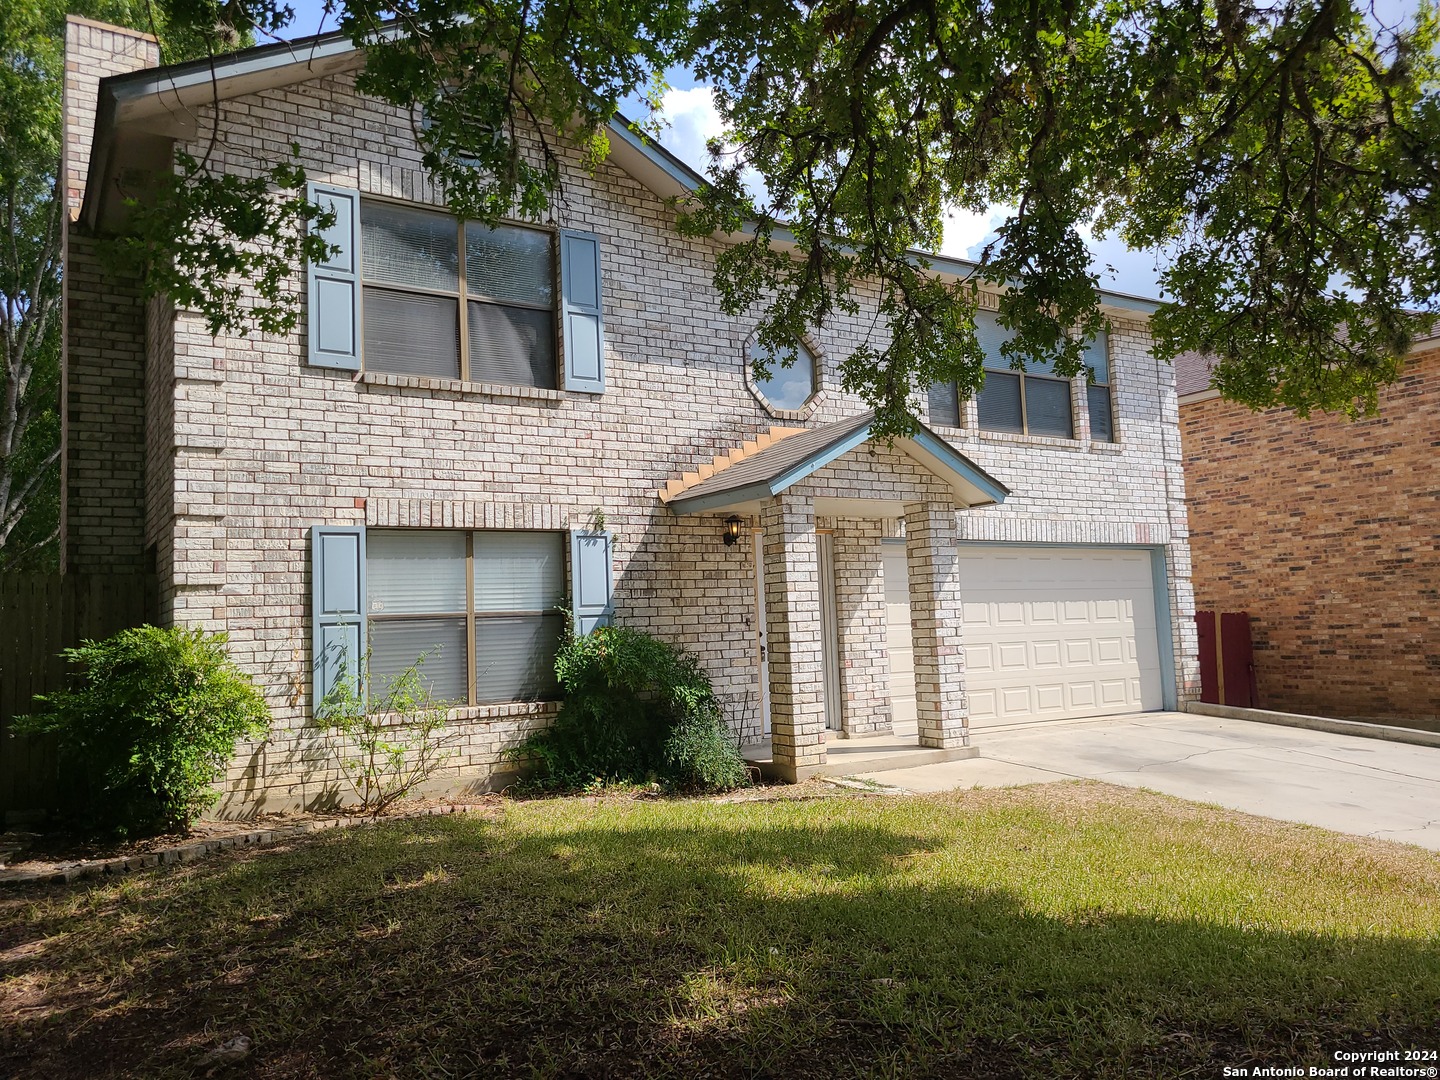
[723,515,744,546]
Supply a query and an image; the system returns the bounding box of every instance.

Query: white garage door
[958,546,1165,727]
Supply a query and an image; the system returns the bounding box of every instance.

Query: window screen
[927,380,961,427]
[359,201,556,389]
[472,531,564,703]
[976,371,1024,433]
[363,288,460,378]
[362,202,459,292]
[466,223,554,306]
[1085,329,1115,442]
[366,530,467,702]
[364,529,565,709]
[1023,376,1074,438]
[467,302,556,388]
[1088,384,1114,442]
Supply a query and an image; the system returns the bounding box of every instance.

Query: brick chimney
[62,16,160,220]
[59,17,159,575]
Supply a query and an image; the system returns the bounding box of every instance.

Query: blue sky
[281,0,1425,300]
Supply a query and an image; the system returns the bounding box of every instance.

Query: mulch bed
[0,797,503,886]
[0,778,857,887]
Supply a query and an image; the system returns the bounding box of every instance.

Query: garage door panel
[998,641,1028,669]
[1000,686,1031,715]
[1032,640,1062,667]
[969,688,998,720]
[1099,679,1130,704]
[959,546,1165,727]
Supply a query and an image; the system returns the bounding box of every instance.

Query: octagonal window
[749,337,817,413]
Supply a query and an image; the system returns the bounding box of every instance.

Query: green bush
[15,625,270,835]
[513,625,750,793]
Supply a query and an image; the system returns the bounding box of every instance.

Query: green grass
[2,783,1438,1078]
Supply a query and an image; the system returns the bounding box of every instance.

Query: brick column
[762,493,827,780]
[904,502,968,748]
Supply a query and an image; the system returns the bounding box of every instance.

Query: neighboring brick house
[1177,337,1440,726]
[62,19,1199,812]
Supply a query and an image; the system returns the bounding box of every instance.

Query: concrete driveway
[856,711,1440,850]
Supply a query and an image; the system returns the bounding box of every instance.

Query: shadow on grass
[2,801,1437,1079]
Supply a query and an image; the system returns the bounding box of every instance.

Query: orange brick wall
[1180,344,1440,724]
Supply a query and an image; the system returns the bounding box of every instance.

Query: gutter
[1178,388,1221,406]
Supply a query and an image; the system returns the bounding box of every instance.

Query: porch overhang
[658,411,1009,516]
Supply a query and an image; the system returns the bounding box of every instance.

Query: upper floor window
[748,335,818,414]
[360,200,556,389]
[1083,330,1114,442]
[927,312,1114,441]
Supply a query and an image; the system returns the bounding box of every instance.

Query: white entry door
[752,532,771,737]
[958,545,1164,727]
[881,540,918,727]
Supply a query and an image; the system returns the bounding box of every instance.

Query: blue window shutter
[307,184,361,371]
[570,530,613,635]
[560,229,605,393]
[312,525,366,713]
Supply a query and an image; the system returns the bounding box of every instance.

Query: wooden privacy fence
[0,574,156,815]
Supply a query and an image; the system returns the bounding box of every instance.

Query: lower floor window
[366,529,566,705]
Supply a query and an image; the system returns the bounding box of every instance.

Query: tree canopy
[91,0,1440,434]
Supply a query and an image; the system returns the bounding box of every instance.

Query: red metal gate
[1195,610,1259,707]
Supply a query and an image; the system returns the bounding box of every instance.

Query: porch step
[742,735,978,783]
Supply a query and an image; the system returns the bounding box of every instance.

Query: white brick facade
[62,28,1199,812]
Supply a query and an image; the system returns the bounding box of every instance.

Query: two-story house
[61,18,1199,812]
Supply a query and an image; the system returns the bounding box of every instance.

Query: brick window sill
[356,370,565,402]
[977,428,1085,450]
[929,423,1128,453]
[443,700,562,724]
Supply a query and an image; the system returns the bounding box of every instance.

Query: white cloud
[938,205,1010,261]
[657,86,726,172]
[653,85,769,205]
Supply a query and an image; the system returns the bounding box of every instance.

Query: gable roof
[1177,326,1440,405]
[80,27,1163,315]
[1173,350,1216,397]
[659,411,1009,514]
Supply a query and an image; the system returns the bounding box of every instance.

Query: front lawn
[3,783,1438,1078]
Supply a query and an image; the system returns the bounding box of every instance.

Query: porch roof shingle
[659,411,1009,515]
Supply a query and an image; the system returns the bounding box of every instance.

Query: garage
[957,545,1167,727]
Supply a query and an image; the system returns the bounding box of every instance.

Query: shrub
[15,625,270,835]
[321,652,461,813]
[514,625,749,793]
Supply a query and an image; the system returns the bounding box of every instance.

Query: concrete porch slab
[743,732,978,783]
